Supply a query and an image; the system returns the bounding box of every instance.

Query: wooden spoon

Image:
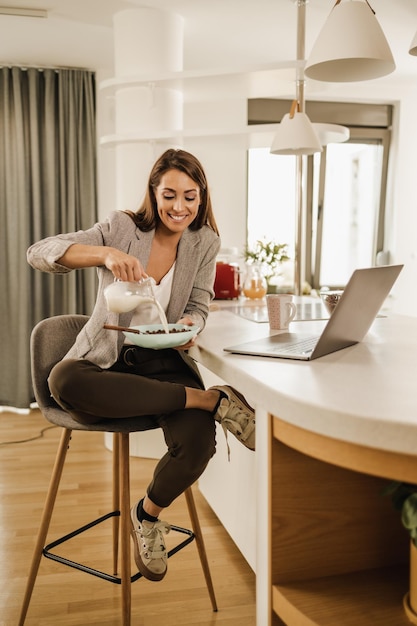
[103,324,142,334]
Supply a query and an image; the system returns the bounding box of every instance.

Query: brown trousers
[48,346,216,508]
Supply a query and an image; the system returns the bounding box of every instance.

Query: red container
[214,262,240,299]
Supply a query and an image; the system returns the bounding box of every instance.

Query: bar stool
[19,314,217,625]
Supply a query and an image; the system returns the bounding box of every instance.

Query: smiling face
[154,168,201,235]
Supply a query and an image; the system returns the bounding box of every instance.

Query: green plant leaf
[383,480,417,510]
[402,494,417,530]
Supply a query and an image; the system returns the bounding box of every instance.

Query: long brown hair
[125,149,219,235]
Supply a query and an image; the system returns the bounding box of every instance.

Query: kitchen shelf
[99,60,301,93]
[273,566,410,625]
[99,123,279,147]
[270,415,413,625]
[99,61,300,147]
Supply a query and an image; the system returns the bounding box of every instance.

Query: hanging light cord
[289,99,300,118]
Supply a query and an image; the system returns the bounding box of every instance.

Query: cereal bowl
[123,324,199,349]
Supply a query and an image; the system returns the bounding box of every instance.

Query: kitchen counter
[190,304,417,625]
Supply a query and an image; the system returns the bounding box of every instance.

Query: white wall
[96,74,417,318]
[389,85,417,316]
[183,97,249,254]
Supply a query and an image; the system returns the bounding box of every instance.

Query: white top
[125,263,175,343]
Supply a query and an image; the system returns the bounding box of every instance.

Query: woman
[27,148,255,582]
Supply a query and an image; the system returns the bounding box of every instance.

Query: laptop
[224,265,403,361]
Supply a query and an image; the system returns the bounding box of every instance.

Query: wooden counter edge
[272,415,417,484]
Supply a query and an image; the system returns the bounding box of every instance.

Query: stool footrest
[43,510,195,584]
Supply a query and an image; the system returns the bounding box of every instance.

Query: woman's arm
[181,229,221,330]
[58,244,147,282]
[27,211,148,281]
[57,244,107,268]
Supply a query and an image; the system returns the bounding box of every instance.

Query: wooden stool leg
[184,486,218,612]
[112,433,120,576]
[18,429,73,626]
[120,433,131,626]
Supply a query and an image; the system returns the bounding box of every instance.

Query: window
[247,100,392,290]
[247,148,296,256]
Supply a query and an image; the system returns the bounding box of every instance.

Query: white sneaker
[210,385,256,454]
[130,505,170,581]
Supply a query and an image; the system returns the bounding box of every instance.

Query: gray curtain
[0,67,98,408]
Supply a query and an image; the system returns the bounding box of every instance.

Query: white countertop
[190,305,417,457]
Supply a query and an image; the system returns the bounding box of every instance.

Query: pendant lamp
[313,123,350,145]
[409,30,417,56]
[305,0,395,82]
[270,100,322,156]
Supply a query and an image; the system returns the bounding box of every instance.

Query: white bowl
[123,324,199,350]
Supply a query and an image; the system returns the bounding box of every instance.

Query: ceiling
[0,0,416,98]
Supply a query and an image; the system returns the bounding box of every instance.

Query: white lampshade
[270,101,322,156]
[312,123,350,145]
[305,0,395,82]
[409,30,417,56]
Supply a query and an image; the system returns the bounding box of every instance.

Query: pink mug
[266,294,297,330]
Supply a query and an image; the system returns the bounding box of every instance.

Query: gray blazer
[27,210,221,375]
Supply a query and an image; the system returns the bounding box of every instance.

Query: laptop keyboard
[275,336,318,355]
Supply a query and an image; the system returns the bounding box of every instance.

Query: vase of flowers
[243,240,290,293]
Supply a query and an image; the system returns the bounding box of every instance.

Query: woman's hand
[173,316,199,351]
[103,247,147,282]
[173,336,197,351]
[58,244,147,282]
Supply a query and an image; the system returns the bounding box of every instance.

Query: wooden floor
[1,409,256,626]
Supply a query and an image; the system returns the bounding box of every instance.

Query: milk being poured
[104,280,169,333]
[150,298,169,333]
